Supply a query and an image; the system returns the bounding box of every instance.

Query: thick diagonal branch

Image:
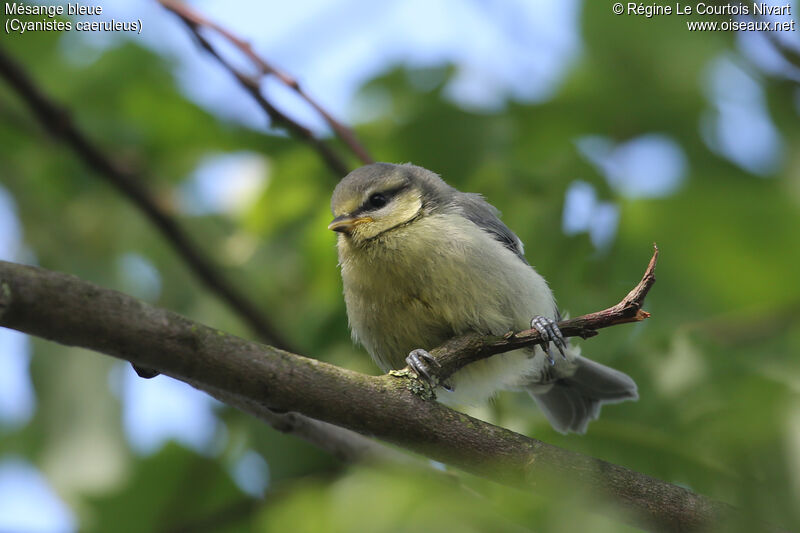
[0,258,737,532]
[0,47,392,462]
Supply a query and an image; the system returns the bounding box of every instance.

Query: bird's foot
[395,348,453,399]
[530,315,567,366]
[405,348,441,386]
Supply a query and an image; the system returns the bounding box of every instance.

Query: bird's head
[328,163,451,244]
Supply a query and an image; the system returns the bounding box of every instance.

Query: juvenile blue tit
[329,163,637,434]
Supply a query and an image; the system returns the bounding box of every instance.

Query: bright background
[1,1,799,531]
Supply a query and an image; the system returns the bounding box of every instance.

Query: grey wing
[454,193,529,265]
[454,193,564,321]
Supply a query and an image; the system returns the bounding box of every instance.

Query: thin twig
[159,0,374,173]
[175,16,350,176]
[425,245,658,383]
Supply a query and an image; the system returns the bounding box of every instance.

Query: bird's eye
[368,193,388,209]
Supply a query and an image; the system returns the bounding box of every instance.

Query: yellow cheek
[392,195,423,224]
[353,196,422,240]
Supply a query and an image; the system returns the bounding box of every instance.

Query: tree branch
[0,257,740,532]
[427,245,658,384]
[0,47,289,350]
[158,0,374,175]
[0,47,391,461]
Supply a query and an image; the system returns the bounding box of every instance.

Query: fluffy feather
[331,163,637,432]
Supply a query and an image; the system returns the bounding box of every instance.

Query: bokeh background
[1,1,799,531]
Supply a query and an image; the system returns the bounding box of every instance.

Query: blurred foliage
[1,1,799,532]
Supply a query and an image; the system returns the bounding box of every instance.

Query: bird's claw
[530,315,567,365]
[405,348,441,387]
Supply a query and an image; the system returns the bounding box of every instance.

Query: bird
[328,162,637,434]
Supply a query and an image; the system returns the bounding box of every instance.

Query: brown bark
[0,257,738,532]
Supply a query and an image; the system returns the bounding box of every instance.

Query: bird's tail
[527,356,638,434]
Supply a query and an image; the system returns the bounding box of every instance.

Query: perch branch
[0,257,740,532]
[427,245,658,383]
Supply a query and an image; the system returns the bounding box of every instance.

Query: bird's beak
[328,214,372,233]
